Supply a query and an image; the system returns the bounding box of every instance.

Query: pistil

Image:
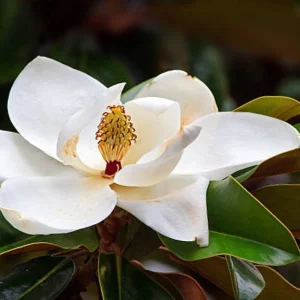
[96,105,137,176]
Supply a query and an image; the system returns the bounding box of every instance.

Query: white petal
[8,57,107,160]
[0,176,116,234]
[57,84,125,173]
[174,112,300,180]
[115,175,209,245]
[2,210,67,235]
[114,124,201,187]
[135,70,217,126]
[56,109,101,174]
[123,97,181,165]
[0,131,79,182]
[76,84,125,170]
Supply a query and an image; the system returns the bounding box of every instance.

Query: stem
[116,254,122,300]
[97,207,131,254]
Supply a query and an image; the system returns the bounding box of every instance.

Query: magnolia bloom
[0,57,299,247]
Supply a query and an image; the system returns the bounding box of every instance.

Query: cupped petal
[123,97,181,165]
[114,175,210,246]
[57,84,125,173]
[58,96,181,173]
[8,56,107,160]
[134,70,217,126]
[174,112,300,180]
[114,124,201,187]
[0,176,116,234]
[75,84,125,170]
[57,109,101,174]
[0,131,79,182]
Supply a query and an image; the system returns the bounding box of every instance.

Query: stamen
[96,105,137,176]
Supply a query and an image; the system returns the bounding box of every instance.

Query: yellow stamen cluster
[96,105,137,164]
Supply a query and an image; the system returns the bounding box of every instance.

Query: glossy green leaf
[160,177,300,265]
[236,148,300,183]
[226,256,265,300]
[98,254,119,300]
[98,253,174,300]
[0,256,74,300]
[253,184,300,231]
[121,79,152,103]
[207,177,298,254]
[173,255,300,300]
[0,212,98,255]
[161,231,300,266]
[0,0,36,84]
[234,96,300,121]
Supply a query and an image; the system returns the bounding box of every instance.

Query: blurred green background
[1,0,300,132]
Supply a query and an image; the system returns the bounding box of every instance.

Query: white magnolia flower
[0,57,299,247]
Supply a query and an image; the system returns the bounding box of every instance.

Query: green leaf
[175,255,300,300]
[161,232,300,266]
[0,0,36,84]
[121,79,152,103]
[98,254,119,300]
[122,220,161,261]
[234,96,300,121]
[98,253,174,300]
[236,148,300,183]
[0,256,74,300]
[226,256,265,300]
[253,184,300,231]
[294,124,300,132]
[175,255,234,297]
[0,212,98,255]
[207,177,298,255]
[160,176,300,265]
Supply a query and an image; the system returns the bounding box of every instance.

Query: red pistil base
[104,160,122,176]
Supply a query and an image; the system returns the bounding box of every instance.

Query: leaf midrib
[16,260,70,299]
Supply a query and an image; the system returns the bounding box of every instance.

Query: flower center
[96,105,137,176]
